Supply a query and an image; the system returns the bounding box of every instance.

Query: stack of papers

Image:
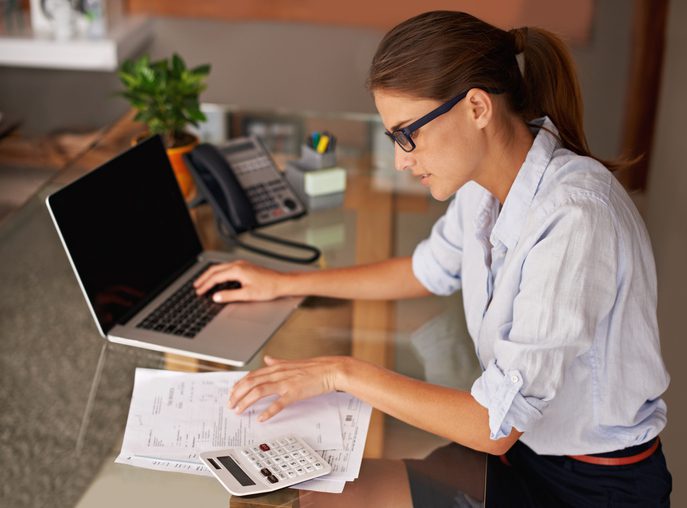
[116,368,372,493]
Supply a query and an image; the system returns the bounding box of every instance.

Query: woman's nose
[394,144,414,172]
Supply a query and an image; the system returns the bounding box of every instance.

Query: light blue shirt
[412,117,670,455]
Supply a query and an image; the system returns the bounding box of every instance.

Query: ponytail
[369,11,633,172]
[509,26,632,172]
[510,27,589,158]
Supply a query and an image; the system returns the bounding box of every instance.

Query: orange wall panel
[126,0,594,44]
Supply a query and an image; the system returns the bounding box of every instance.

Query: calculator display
[217,455,256,486]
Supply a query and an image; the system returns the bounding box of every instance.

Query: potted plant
[117,53,211,198]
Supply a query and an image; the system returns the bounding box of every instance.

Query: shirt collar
[489,116,559,250]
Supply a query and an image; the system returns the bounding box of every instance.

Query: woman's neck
[477,117,535,204]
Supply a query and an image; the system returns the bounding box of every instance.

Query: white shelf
[0,16,153,71]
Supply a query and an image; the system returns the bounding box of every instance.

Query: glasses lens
[393,131,414,152]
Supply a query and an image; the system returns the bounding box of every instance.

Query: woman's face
[373,89,487,201]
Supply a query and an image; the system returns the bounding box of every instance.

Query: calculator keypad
[237,437,326,487]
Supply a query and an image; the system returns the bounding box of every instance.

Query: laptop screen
[48,135,203,334]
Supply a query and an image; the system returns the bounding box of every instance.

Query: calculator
[199,435,332,496]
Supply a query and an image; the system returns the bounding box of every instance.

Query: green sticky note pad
[304,167,347,196]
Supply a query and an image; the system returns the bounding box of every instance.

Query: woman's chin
[429,185,456,202]
[429,177,469,201]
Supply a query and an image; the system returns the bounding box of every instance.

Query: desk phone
[185,137,306,235]
[199,435,332,496]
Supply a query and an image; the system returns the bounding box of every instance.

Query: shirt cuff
[471,360,546,440]
[411,240,461,295]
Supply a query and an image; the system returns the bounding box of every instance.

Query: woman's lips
[418,173,431,185]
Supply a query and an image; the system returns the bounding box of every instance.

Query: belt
[567,437,660,466]
[497,437,660,467]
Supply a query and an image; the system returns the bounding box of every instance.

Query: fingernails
[213,293,222,302]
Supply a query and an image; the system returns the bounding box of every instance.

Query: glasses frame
[384,88,502,153]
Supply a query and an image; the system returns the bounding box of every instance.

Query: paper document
[295,392,372,493]
[116,369,372,493]
[118,369,341,460]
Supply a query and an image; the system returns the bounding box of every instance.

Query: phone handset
[185,144,257,234]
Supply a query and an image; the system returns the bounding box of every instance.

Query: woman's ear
[467,88,493,129]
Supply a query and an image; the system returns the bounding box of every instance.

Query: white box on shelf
[0,15,152,71]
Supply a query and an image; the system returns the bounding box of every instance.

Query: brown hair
[368,11,629,172]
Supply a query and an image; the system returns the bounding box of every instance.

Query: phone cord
[221,225,321,264]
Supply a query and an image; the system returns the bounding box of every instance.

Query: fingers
[263,355,283,366]
[229,365,289,408]
[259,399,288,422]
[232,379,284,414]
[211,288,247,303]
[229,361,311,416]
[228,357,339,422]
[193,261,246,295]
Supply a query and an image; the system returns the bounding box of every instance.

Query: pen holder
[300,143,336,170]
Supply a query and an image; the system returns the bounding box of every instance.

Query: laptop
[46,135,304,367]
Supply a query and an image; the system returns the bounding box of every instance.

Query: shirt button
[510,375,520,384]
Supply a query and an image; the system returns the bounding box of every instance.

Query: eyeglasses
[384,88,502,152]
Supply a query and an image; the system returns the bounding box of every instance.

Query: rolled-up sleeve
[471,360,546,439]
[412,196,464,295]
[471,196,618,439]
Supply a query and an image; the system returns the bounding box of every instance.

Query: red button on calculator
[259,443,270,451]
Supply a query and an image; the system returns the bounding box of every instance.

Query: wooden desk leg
[164,352,201,372]
[352,299,395,459]
[349,176,396,459]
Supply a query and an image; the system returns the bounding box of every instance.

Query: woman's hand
[193,260,287,302]
[230,355,349,422]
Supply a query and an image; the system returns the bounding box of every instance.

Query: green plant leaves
[117,53,212,148]
[191,64,211,76]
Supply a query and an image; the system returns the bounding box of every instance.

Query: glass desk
[0,106,483,507]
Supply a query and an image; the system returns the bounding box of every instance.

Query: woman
[195,11,671,507]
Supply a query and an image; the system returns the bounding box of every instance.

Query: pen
[316,135,330,154]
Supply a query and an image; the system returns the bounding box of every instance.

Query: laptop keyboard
[137,264,226,339]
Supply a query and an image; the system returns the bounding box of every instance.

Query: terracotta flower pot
[166,136,198,199]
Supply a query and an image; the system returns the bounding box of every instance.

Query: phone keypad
[221,139,303,225]
[232,156,272,175]
[246,179,294,221]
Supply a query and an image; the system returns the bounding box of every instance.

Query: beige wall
[646,0,687,503]
[144,0,632,158]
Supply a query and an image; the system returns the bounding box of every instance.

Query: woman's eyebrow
[389,118,413,132]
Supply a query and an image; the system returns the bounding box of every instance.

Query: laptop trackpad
[221,298,300,323]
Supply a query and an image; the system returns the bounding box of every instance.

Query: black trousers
[485,439,672,507]
[405,439,672,507]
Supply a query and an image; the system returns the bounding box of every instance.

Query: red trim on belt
[567,438,660,466]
